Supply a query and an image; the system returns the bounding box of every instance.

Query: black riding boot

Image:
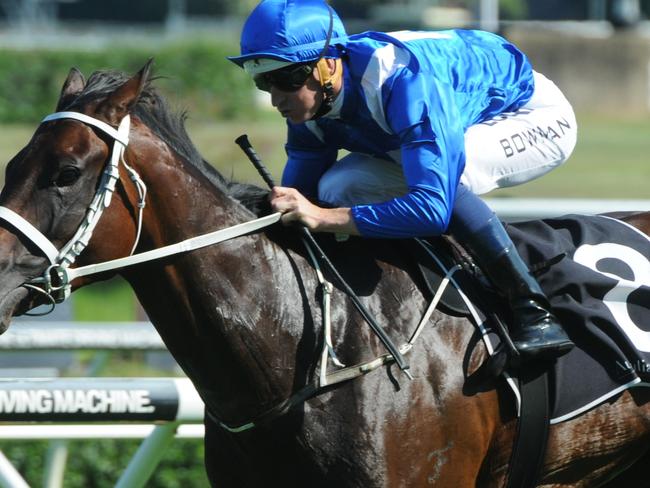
[459,216,574,360]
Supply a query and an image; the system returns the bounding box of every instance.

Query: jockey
[229,0,577,361]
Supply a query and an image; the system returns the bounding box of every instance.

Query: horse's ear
[98,59,153,124]
[56,67,86,111]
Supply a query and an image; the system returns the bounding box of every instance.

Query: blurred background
[0,1,648,487]
[0,0,648,195]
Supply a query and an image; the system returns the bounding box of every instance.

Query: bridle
[0,111,141,308]
[0,111,280,309]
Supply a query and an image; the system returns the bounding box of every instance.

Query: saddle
[407,235,565,349]
[403,236,517,342]
[402,236,474,317]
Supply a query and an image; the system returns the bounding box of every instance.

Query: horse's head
[0,61,154,332]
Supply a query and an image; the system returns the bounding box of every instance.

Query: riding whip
[235,134,412,378]
[235,135,277,189]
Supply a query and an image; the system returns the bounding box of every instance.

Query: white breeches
[318,71,577,207]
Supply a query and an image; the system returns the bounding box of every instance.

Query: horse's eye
[54,166,81,187]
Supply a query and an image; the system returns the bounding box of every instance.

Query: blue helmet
[228,0,347,67]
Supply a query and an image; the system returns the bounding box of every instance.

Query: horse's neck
[124,148,310,421]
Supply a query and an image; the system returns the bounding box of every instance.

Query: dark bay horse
[1,62,650,487]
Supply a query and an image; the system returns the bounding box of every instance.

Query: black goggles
[253,62,316,93]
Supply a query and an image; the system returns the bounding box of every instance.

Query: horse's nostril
[16,254,48,270]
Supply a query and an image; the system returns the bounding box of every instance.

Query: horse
[1,61,650,487]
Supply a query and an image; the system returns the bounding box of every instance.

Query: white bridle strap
[65,212,283,281]
[52,114,132,267]
[0,207,59,264]
[42,112,129,147]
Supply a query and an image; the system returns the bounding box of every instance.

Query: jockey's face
[268,72,323,124]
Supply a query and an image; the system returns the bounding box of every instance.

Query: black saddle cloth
[401,214,650,422]
[507,213,650,421]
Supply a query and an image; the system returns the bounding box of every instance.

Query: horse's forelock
[64,70,136,109]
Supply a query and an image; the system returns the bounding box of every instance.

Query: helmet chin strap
[311,58,342,120]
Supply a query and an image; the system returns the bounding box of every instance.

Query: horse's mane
[66,69,270,215]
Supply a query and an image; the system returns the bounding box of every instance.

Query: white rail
[485,198,650,221]
[0,377,204,422]
[0,377,205,488]
[0,424,204,440]
[0,321,164,350]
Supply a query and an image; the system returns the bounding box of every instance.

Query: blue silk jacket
[282,29,535,237]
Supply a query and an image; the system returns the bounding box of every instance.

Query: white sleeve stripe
[360,44,411,135]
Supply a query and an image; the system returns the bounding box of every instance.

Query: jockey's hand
[270,186,359,235]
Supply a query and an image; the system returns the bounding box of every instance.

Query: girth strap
[507,365,550,488]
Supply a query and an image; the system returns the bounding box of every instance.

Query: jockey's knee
[318,167,384,206]
[318,153,408,207]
